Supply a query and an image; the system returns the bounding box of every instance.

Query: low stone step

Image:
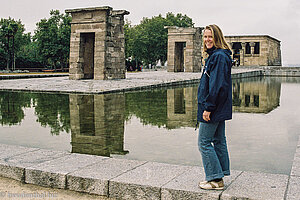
[25,153,106,189]
[67,158,147,196]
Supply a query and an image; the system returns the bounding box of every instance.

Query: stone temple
[66,6,282,78]
[66,7,129,80]
[226,35,281,66]
[166,27,282,72]
[165,26,203,72]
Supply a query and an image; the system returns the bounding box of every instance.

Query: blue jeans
[198,121,230,181]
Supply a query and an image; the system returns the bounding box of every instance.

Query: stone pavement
[0,69,260,94]
[0,139,299,200]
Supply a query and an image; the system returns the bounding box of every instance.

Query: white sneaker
[199,180,224,190]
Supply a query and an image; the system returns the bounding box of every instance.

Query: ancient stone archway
[66,7,129,80]
[166,26,203,72]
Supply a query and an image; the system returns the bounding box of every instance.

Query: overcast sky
[1,0,299,65]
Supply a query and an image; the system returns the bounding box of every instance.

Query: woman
[197,24,232,190]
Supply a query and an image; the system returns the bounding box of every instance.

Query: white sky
[1,0,300,65]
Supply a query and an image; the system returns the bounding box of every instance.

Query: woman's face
[204,29,214,49]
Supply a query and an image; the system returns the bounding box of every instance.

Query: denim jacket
[197,48,233,123]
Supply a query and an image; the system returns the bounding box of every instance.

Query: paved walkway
[0,68,259,94]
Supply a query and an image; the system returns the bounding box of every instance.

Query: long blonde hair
[203,24,231,58]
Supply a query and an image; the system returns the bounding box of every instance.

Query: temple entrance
[232,42,242,66]
[80,33,95,79]
[174,88,185,114]
[79,95,95,136]
[174,42,186,72]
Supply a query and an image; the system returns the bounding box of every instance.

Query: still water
[1,76,300,175]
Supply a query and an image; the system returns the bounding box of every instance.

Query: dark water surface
[1,76,300,175]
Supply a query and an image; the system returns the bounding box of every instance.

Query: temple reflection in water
[67,77,282,155]
[0,77,281,156]
[232,77,281,113]
[69,93,129,156]
[167,87,197,129]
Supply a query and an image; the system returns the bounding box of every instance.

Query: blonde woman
[197,24,232,190]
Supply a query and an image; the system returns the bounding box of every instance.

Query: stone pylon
[66,7,129,80]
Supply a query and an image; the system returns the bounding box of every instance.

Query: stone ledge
[287,135,300,200]
[221,171,288,200]
[0,142,299,199]
[0,73,68,80]
[161,166,242,200]
[0,148,68,182]
[67,158,147,196]
[25,153,107,189]
[286,175,300,200]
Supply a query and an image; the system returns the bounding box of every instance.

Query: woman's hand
[203,111,211,122]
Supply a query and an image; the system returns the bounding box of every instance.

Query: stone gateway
[66,7,129,80]
[166,26,203,72]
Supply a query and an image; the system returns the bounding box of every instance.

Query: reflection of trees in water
[125,90,168,128]
[0,89,169,135]
[0,76,288,135]
[0,91,32,126]
[0,91,70,135]
[33,93,70,135]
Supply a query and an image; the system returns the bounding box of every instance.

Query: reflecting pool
[1,76,300,175]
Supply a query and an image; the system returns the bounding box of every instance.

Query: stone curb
[0,142,299,200]
[0,73,68,80]
[285,135,300,200]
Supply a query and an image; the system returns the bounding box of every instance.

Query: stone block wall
[226,35,281,66]
[66,7,129,80]
[267,37,282,66]
[166,26,203,72]
[105,11,127,79]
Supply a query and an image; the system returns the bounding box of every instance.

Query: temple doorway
[232,42,242,66]
[80,32,95,79]
[174,42,186,72]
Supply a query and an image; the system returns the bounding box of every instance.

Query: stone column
[250,42,255,55]
[240,42,246,66]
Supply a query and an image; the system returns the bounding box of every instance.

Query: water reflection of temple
[69,93,128,156]
[232,78,281,113]
[166,86,198,129]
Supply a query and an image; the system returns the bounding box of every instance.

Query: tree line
[0,10,194,71]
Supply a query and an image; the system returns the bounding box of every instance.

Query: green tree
[34,10,71,70]
[17,40,43,68]
[124,20,135,59]
[33,93,70,135]
[0,18,30,70]
[0,91,32,126]
[125,12,194,66]
[125,90,168,128]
